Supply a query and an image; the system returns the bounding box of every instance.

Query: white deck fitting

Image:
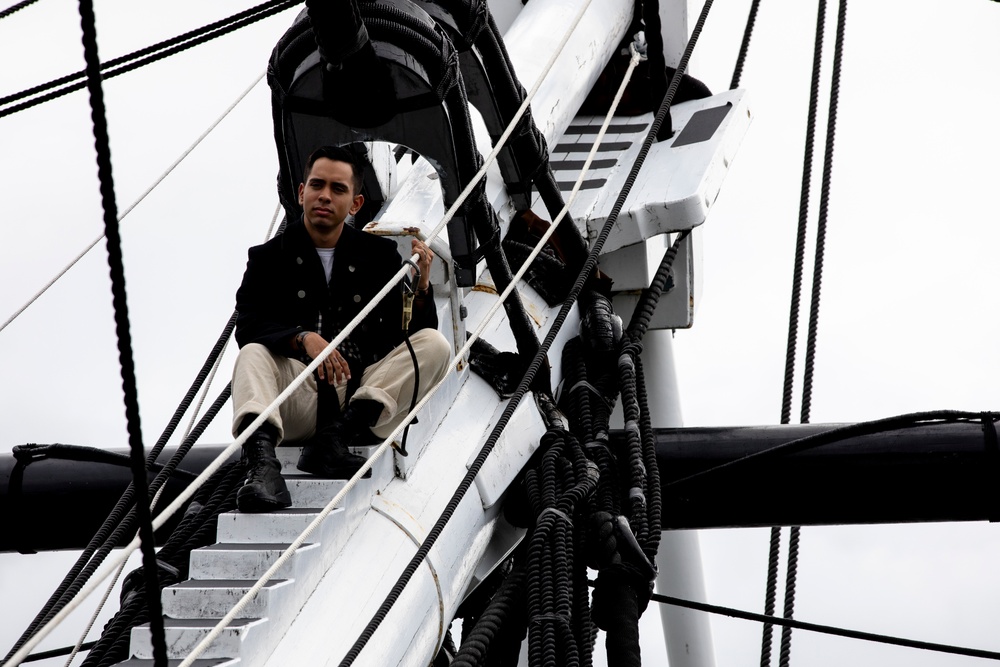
[552,88,750,256]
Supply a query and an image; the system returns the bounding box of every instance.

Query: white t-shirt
[316,247,335,283]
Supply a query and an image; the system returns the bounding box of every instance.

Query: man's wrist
[295,330,310,352]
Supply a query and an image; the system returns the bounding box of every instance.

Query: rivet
[298,290,306,298]
[348,265,356,272]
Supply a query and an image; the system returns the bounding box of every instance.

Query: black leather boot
[296,400,382,479]
[237,424,292,513]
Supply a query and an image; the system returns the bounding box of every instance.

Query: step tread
[196,542,314,551]
[139,617,263,628]
[170,579,289,588]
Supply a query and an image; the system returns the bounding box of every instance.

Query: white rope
[60,201,282,665]
[176,38,643,667]
[3,200,283,667]
[0,70,266,335]
[4,4,611,664]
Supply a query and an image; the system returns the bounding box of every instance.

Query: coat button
[349,265,356,272]
[296,257,303,265]
[353,295,361,303]
[298,290,306,298]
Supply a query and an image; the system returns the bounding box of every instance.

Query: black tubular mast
[6,415,1000,551]
[653,415,1000,529]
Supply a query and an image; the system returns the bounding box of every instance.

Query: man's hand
[410,238,434,291]
[301,332,350,385]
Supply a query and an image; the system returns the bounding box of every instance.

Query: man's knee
[415,329,451,377]
[235,342,276,369]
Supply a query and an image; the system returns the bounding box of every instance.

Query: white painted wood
[583,89,751,254]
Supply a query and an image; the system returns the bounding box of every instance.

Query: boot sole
[237,486,292,513]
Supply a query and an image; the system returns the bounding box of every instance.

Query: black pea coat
[234,218,438,373]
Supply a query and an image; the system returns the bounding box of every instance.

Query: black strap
[983,413,999,522]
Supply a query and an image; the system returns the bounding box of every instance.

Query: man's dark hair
[303,145,364,195]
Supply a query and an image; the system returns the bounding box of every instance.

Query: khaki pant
[231,329,452,443]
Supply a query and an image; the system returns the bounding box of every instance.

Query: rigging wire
[801,0,847,426]
[176,23,649,667]
[335,0,717,661]
[11,2,696,664]
[651,593,1000,660]
[2,385,236,667]
[0,0,297,119]
[0,0,37,20]
[761,0,831,662]
[729,0,762,89]
[777,7,848,660]
[21,642,96,665]
[4,200,281,665]
[2,315,237,664]
[76,0,166,663]
[651,592,1000,662]
[0,70,266,335]
[5,9,594,652]
[782,2,850,665]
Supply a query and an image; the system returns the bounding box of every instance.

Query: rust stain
[472,283,498,296]
[523,299,544,327]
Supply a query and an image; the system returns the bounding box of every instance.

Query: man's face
[298,158,363,235]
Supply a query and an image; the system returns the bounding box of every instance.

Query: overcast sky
[2,0,1000,665]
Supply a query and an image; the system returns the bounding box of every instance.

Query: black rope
[0,0,37,20]
[4,315,235,662]
[777,525,799,667]
[759,527,780,666]
[0,0,300,119]
[781,3,848,663]
[780,0,827,428]
[77,1,165,663]
[764,0,831,662]
[21,641,95,664]
[451,567,528,667]
[651,592,1000,662]
[81,461,245,667]
[729,0,762,89]
[335,1,716,662]
[800,0,847,426]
